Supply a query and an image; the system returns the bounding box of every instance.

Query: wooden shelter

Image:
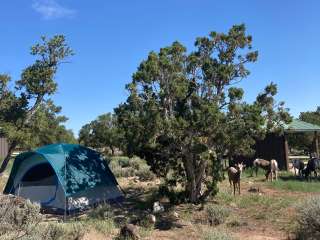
[253,119,320,170]
[0,135,8,159]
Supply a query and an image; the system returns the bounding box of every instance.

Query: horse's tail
[271,159,279,171]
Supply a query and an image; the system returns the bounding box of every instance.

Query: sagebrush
[296,196,320,240]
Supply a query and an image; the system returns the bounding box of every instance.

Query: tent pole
[64,154,67,221]
[315,131,319,158]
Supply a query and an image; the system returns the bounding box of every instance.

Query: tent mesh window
[21,163,57,186]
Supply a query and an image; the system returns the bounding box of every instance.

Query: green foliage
[300,106,320,126]
[78,113,122,155]
[0,35,74,173]
[118,157,130,168]
[205,204,230,226]
[109,156,155,179]
[296,196,320,240]
[135,165,155,181]
[115,24,291,202]
[288,106,320,153]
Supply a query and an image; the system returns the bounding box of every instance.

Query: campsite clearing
[2,162,319,240]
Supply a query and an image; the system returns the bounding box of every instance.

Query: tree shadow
[58,145,117,195]
[111,183,187,231]
[278,175,305,181]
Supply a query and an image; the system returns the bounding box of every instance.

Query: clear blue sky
[1,0,319,136]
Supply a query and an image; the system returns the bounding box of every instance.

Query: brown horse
[253,158,278,181]
[253,158,270,176]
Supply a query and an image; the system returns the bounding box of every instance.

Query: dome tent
[3,143,123,213]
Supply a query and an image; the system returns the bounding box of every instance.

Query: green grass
[267,172,320,193]
[268,180,320,192]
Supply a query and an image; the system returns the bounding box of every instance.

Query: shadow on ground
[112,184,185,231]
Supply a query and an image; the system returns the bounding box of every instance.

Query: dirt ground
[114,174,318,240]
[1,170,318,240]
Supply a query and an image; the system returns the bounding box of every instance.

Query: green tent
[3,143,123,213]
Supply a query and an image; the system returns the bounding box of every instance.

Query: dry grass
[1,161,320,239]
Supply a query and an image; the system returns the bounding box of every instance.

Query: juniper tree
[116,24,291,202]
[79,113,122,155]
[0,35,73,173]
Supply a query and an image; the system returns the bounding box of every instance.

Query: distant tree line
[288,107,320,154]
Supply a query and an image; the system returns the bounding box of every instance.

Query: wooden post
[315,131,319,158]
[283,134,289,171]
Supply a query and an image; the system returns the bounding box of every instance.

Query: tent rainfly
[3,143,123,213]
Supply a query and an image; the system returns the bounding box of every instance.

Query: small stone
[173,211,179,218]
[147,214,156,224]
[248,186,260,193]
[153,201,164,214]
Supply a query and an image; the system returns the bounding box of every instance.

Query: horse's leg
[233,183,236,196]
[255,166,258,177]
[238,181,241,195]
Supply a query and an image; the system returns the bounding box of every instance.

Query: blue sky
[1,0,320,136]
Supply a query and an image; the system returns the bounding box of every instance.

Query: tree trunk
[184,154,207,203]
[110,146,115,156]
[0,141,17,175]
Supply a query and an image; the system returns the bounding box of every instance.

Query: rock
[248,186,260,193]
[153,201,164,214]
[147,214,156,224]
[173,211,179,218]
[119,224,140,240]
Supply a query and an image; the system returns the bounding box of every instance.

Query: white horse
[266,159,278,182]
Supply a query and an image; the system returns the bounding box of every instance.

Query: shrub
[41,223,66,240]
[136,165,155,181]
[0,195,42,239]
[117,157,130,168]
[109,159,122,177]
[64,222,87,240]
[202,230,234,240]
[88,204,113,220]
[129,157,146,170]
[88,219,116,235]
[205,204,230,226]
[41,222,86,240]
[121,167,136,178]
[295,196,320,240]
